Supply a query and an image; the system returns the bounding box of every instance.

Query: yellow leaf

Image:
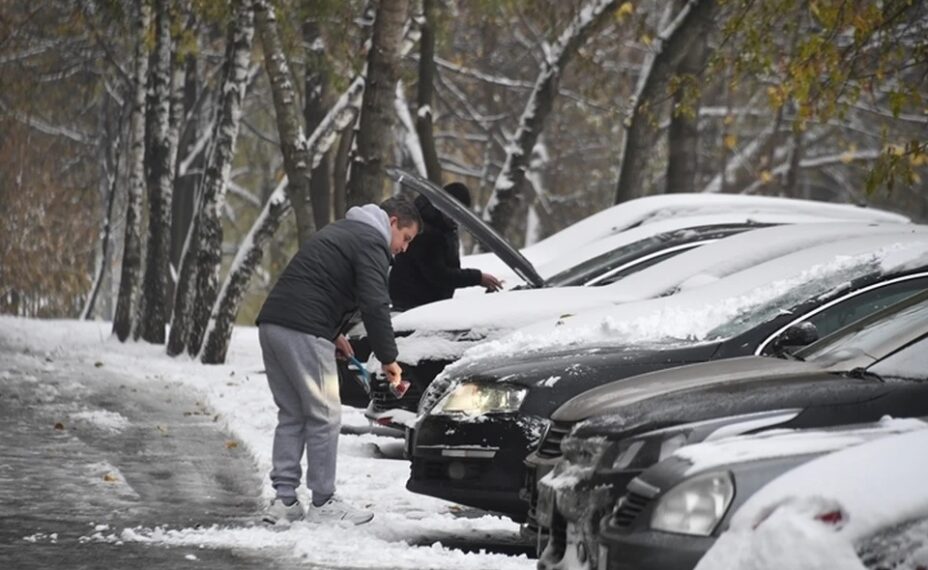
[760,170,773,183]
[723,114,735,126]
[724,134,737,151]
[640,33,652,46]
[616,2,634,20]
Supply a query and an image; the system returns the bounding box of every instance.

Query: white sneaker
[261,498,304,527]
[306,495,374,525]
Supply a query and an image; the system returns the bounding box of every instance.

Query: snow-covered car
[338,170,909,411]
[692,426,928,570]
[352,221,918,417]
[535,289,928,570]
[596,419,928,570]
[405,229,928,520]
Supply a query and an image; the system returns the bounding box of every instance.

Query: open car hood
[387,168,546,288]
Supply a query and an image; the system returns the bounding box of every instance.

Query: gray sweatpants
[259,323,341,502]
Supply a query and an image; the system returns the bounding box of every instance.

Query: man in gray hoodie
[256,197,421,526]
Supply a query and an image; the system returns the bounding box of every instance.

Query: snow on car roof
[393,224,922,335]
[695,426,928,570]
[461,195,908,282]
[455,231,928,365]
[534,212,869,278]
[674,416,926,476]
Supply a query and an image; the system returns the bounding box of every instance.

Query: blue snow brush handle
[347,356,371,395]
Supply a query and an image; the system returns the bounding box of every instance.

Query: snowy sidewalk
[0,317,533,569]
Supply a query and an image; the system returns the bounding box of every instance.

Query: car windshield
[798,292,928,365]
[544,224,769,287]
[703,258,884,340]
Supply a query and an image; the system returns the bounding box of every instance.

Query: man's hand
[480,272,503,292]
[335,335,354,360]
[382,361,403,386]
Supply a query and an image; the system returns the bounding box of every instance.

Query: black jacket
[389,195,482,310]
[257,216,398,364]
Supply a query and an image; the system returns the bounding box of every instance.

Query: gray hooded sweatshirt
[257,203,398,364]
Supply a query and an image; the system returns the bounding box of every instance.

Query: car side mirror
[771,322,819,355]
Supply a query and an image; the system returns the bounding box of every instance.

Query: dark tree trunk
[415,0,442,184]
[348,0,408,206]
[254,0,314,244]
[614,0,716,204]
[138,0,175,344]
[484,0,621,236]
[171,30,203,278]
[666,5,708,193]
[113,2,150,342]
[185,0,255,357]
[303,16,333,230]
[333,122,354,218]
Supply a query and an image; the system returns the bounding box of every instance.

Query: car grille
[610,491,651,529]
[536,421,573,458]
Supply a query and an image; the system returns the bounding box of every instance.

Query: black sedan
[536,289,928,570]
[406,231,928,521]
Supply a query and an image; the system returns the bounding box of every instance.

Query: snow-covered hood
[694,427,928,570]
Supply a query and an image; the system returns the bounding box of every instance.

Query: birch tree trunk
[113,1,150,342]
[348,0,408,206]
[614,0,716,204]
[138,0,175,344]
[304,15,333,230]
[200,71,367,364]
[483,0,621,236]
[181,0,254,357]
[254,0,314,245]
[415,0,442,184]
[83,109,122,320]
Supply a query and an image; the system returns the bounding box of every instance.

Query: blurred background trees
[1,0,925,363]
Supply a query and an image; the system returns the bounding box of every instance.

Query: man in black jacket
[389,182,501,310]
[256,197,420,527]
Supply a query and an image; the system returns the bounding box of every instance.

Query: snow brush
[346,356,371,395]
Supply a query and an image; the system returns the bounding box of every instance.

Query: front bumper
[598,525,714,570]
[536,468,642,570]
[407,412,547,521]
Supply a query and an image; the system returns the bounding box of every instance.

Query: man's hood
[346,204,391,249]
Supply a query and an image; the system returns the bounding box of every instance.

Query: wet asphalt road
[0,339,305,570]
[0,336,535,569]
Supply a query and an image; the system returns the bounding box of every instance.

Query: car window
[799,288,928,362]
[805,278,928,336]
[758,277,928,356]
[869,334,928,381]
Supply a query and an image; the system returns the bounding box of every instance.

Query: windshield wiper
[847,367,884,383]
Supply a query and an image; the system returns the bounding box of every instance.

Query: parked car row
[353,171,927,568]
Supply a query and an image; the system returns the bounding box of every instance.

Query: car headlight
[650,471,734,536]
[431,382,527,416]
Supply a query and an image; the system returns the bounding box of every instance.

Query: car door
[756,273,928,356]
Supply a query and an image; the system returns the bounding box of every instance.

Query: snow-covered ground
[0,316,533,569]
